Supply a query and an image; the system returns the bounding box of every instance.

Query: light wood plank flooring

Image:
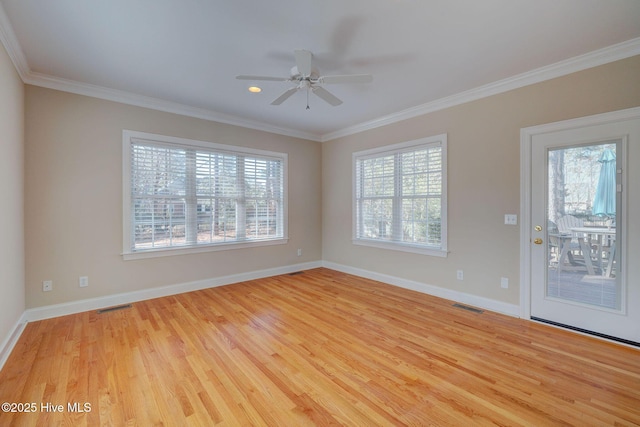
[1,268,639,426]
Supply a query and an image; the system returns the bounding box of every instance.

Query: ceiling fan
[236,49,372,108]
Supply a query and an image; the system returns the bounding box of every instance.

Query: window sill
[352,238,448,257]
[123,238,288,260]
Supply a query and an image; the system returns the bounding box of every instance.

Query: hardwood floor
[1,268,639,426]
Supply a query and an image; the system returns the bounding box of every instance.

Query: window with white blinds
[123,131,287,258]
[353,135,447,257]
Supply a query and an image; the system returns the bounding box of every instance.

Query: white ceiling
[1,0,640,141]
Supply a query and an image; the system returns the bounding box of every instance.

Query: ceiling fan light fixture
[248,86,262,93]
[237,49,372,108]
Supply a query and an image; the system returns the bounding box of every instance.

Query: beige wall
[0,42,25,340]
[24,87,322,308]
[322,56,640,305]
[17,55,640,312]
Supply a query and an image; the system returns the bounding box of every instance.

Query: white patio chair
[554,215,588,273]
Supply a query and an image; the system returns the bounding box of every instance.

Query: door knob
[533,238,543,244]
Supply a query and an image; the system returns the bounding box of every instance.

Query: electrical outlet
[504,214,518,225]
[501,277,509,289]
[456,270,464,281]
[79,276,89,288]
[297,248,302,257]
[43,280,53,292]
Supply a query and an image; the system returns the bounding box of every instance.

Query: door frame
[520,107,640,321]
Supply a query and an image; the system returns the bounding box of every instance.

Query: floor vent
[453,303,484,314]
[288,271,304,276]
[97,304,132,314]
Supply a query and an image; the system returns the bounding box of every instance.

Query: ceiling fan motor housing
[290,66,320,81]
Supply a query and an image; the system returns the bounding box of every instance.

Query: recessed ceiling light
[248,86,262,93]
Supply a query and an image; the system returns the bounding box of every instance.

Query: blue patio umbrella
[592,148,616,218]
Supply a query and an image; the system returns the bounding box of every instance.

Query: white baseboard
[2,258,519,371]
[322,261,521,317]
[0,313,28,371]
[23,261,322,323]
[1,261,318,369]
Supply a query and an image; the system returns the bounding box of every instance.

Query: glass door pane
[546,141,621,311]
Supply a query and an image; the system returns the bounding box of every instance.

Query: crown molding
[0,2,29,80]
[322,37,640,142]
[0,3,321,142]
[23,71,322,141]
[1,0,638,143]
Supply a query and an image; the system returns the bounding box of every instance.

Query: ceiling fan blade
[312,86,343,106]
[236,75,290,82]
[294,49,312,77]
[319,74,373,84]
[271,88,298,105]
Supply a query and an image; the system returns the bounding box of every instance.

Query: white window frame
[352,134,447,257]
[122,130,288,260]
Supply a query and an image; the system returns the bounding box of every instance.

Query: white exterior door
[522,108,640,345]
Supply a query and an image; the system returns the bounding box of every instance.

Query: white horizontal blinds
[400,146,442,246]
[356,154,395,240]
[355,141,443,249]
[194,151,238,244]
[130,143,189,250]
[130,139,284,252]
[243,157,284,240]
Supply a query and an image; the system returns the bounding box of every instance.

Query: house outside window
[123,130,287,259]
[353,134,447,257]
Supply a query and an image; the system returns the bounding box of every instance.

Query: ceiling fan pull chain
[306,89,310,110]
